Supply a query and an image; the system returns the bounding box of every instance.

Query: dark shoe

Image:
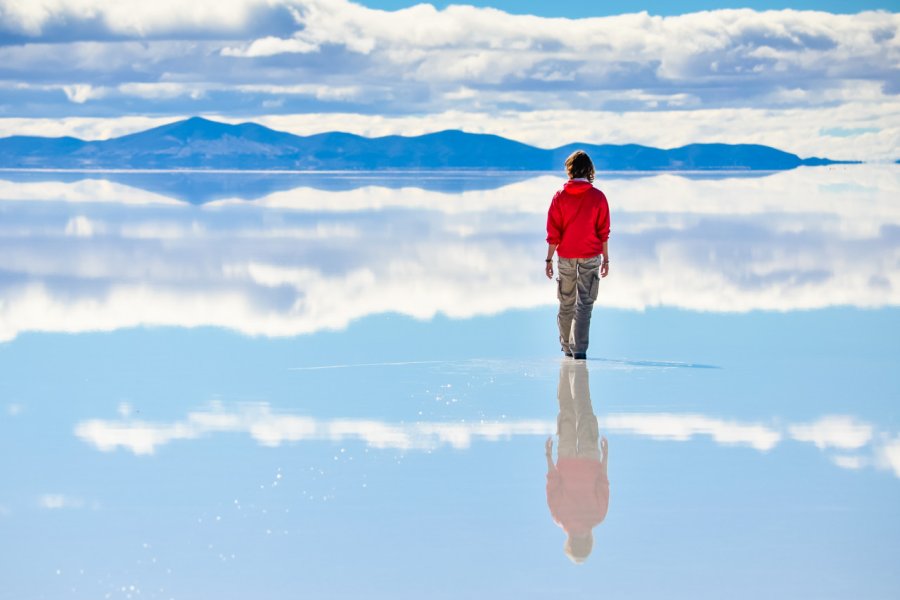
[572,353,587,360]
[564,350,573,358]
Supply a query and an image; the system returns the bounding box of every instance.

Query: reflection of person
[545,150,611,360]
[545,360,609,564]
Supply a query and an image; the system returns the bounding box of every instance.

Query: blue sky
[0,0,897,159]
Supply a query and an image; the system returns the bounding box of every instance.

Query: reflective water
[1,166,898,598]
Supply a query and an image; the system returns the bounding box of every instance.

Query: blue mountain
[0,116,856,171]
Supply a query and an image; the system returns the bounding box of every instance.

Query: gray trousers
[556,255,601,355]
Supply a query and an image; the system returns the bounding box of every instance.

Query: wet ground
[1,166,898,598]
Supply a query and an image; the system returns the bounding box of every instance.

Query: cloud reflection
[37,494,85,510]
[605,413,781,451]
[876,437,900,478]
[1,167,899,341]
[0,178,180,205]
[75,403,553,454]
[788,416,874,450]
[73,402,900,478]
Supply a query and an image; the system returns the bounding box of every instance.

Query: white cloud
[831,455,867,470]
[222,35,319,57]
[64,215,100,237]
[62,84,106,104]
[0,3,896,159]
[876,436,900,478]
[118,221,204,240]
[241,224,359,239]
[235,84,364,101]
[0,166,899,342]
[0,179,181,205]
[0,116,179,141]
[117,82,205,100]
[75,403,556,454]
[0,0,277,38]
[604,413,782,451]
[824,436,900,479]
[71,400,900,480]
[201,4,900,112]
[77,403,778,455]
[789,416,875,450]
[38,494,84,509]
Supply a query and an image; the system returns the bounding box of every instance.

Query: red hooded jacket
[547,457,610,535]
[546,179,610,259]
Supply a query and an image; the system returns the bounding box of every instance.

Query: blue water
[0,167,898,599]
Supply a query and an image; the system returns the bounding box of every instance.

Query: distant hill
[0,116,856,171]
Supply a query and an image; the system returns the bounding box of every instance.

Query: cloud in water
[1,166,899,342]
[73,401,900,479]
[37,494,86,510]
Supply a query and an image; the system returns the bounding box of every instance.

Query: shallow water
[1,166,898,599]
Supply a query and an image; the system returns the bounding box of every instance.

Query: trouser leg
[572,256,601,355]
[570,362,600,460]
[556,362,577,458]
[556,258,577,354]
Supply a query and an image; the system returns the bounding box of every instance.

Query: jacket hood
[563,179,593,194]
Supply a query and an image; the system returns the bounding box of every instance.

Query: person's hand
[545,260,554,279]
[600,435,608,459]
[600,260,609,278]
[545,436,553,456]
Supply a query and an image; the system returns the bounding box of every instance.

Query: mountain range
[0,116,853,171]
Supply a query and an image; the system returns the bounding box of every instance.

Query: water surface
[1,166,898,599]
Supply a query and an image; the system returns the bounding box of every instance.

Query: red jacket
[547,458,610,535]
[546,180,610,259]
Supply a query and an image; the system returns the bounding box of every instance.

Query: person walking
[545,150,610,360]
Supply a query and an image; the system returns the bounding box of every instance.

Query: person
[545,360,609,564]
[545,150,610,360]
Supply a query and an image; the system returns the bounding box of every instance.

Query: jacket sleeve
[595,192,610,244]
[546,468,563,525]
[595,475,610,524]
[546,193,563,245]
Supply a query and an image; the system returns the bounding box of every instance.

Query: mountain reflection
[0,166,898,341]
[0,169,547,202]
[546,361,609,564]
[0,169,781,204]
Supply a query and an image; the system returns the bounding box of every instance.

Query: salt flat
[0,167,898,598]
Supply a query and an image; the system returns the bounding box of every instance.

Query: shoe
[564,351,573,358]
[572,353,587,360]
